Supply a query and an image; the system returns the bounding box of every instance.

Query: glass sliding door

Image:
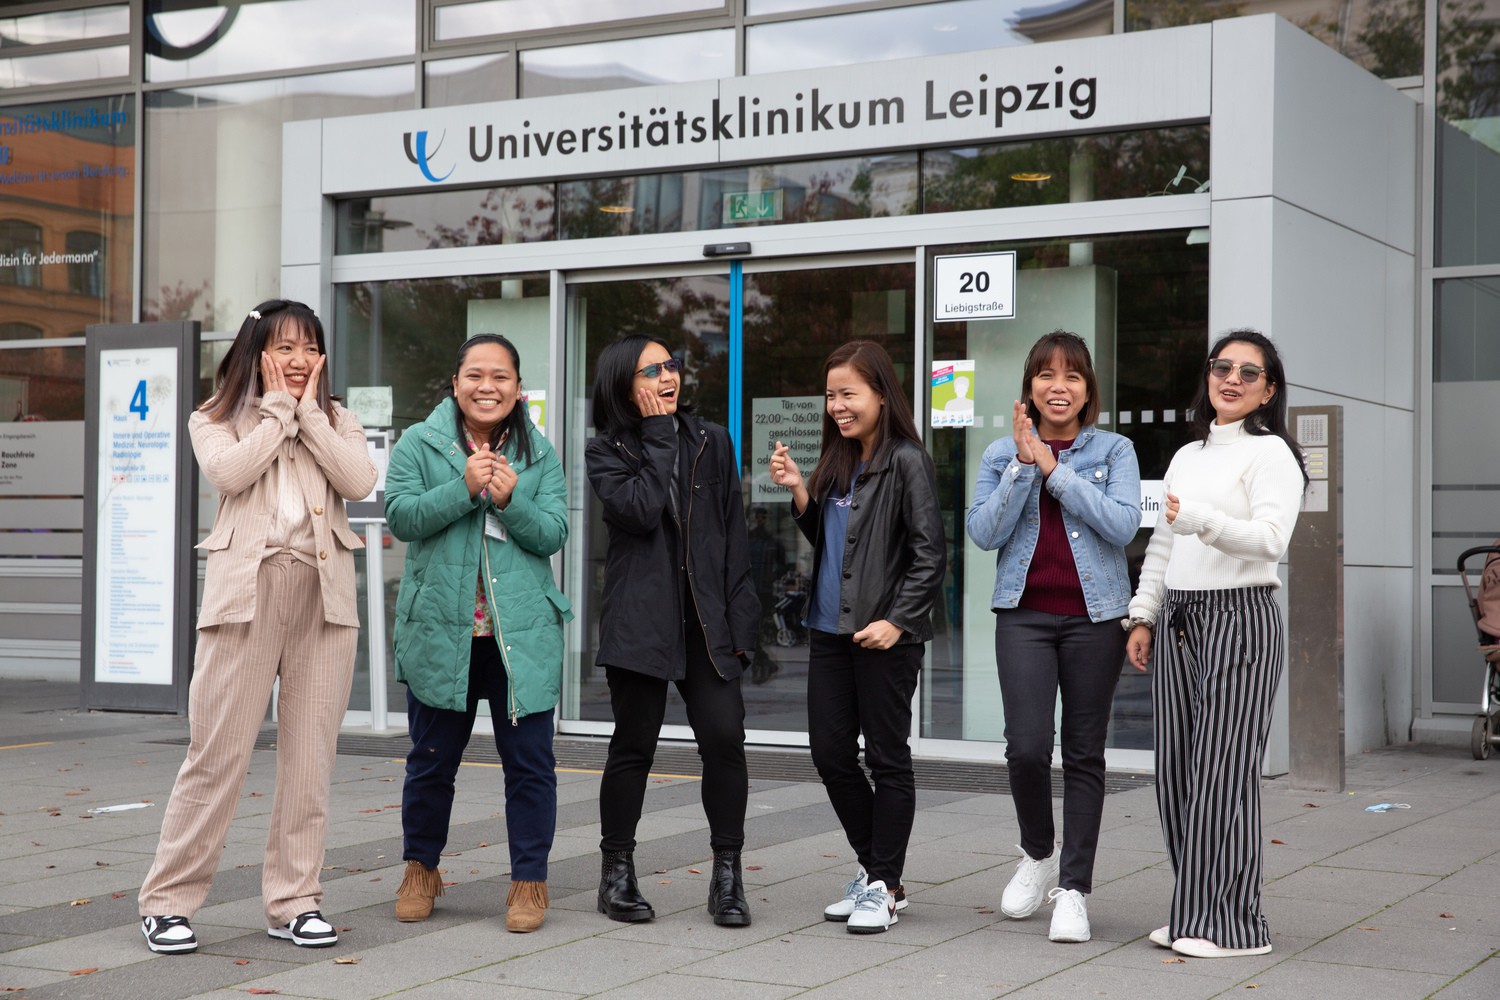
[562,256,914,742]
[922,231,1209,762]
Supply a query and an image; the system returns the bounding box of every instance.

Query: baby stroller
[1458,543,1500,760]
[774,571,808,647]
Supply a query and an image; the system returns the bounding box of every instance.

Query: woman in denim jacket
[966,330,1141,945]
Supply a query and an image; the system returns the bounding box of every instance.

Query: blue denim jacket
[965,425,1142,622]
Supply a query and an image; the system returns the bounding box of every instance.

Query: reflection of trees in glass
[142,279,217,329]
[922,127,1209,214]
[416,186,557,249]
[1434,0,1500,123]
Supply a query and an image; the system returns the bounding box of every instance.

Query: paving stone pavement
[1,678,1497,999]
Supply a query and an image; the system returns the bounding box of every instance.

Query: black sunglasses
[1206,359,1266,384]
[636,357,682,379]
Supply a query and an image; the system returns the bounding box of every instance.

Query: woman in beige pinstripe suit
[137,300,377,955]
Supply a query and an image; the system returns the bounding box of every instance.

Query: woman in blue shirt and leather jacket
[966,330,1142,945]
[769,339,946,936]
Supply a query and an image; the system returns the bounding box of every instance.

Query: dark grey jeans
[995,607,1127,893]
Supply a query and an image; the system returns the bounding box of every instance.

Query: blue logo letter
[402,129,453,183]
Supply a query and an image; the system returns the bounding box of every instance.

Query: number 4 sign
[932,251,1017,323]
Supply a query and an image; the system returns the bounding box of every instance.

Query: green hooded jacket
[386,397,573,720]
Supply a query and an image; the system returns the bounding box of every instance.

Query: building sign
[933,252,1017,322]
[320,25,1211,193]
[749,395,822,503]
[94,347,179,686]
[0,423,84,495]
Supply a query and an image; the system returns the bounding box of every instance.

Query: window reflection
[747,0,1045,76]
[0,345,86,421]
[0,6,128,45]
[436,0,725,40]
[65,231,106,297]
[1436,0,1500,265]
[0,47,129,88]
[521,29,733,97]
[0,221,43,288]
[145,0,414,82]
[425,53,516,108]
[143,67,413,330]
[337,187,556,254]
[924,127,1209,213]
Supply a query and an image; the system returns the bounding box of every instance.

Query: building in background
[2,0,1496,761]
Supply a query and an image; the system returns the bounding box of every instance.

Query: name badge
[484,509,507,541]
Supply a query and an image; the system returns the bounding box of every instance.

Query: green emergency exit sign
[724,189,783,224]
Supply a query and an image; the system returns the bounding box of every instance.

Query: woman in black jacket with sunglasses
[585,334,760,929]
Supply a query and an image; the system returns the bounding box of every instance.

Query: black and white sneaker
[267,910,338,948]
[142,914,198,954]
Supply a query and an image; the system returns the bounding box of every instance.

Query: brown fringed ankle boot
[395,859,444,922]
[505,880,549,933]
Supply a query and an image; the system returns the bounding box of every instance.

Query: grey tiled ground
[1,677,1498,999]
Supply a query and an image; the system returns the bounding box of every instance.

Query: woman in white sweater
[1124,330,1306,960]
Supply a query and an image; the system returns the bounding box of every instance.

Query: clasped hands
[464,443,517,506]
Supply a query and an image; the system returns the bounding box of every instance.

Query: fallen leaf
[654,869,668,874]
[247,990,281,995]
[1439,913,1456,919]
[687,868,702,875]
[45,865,55,870]
[337,927,351,933]
[65,792,82,797]
[469,870,479,875]
[1270,839,1286,845]
[29,841,42,847]
[1358,926,1380,931]
[976,908,995,915]
[94,861,109,868]
[478,842,491,848]
[821,854,837,858]
[1302,802,1319,808]
[68,969,98,976]
[234,960,250,966]
[333,957,360,965]
[657,880,672,885]
[69,899,90,906]
[1161,957,1185,964]
[369,877,382,882]
[358,809,380,814]
[1,986,26,991]
[442,881,459,887]
[1245,984,1260,989]
[745,865,763,871]
[247,792,263,798]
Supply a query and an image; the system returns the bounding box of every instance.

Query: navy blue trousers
[401,637,556,882]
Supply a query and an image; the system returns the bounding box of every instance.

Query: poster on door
[94,347,179,686]
[931,359,976,428]
[749,395,822,503]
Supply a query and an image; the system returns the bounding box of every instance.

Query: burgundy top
[1017,439,1088,617]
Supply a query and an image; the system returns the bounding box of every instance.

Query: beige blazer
[192,392,378,629]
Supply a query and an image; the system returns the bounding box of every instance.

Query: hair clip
[249,309,261,320]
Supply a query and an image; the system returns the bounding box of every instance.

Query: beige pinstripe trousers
[138,552,357,926]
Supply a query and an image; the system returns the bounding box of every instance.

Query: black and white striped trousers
[1152,586,1284,949]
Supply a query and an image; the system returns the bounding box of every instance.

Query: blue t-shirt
[808,462,864,634]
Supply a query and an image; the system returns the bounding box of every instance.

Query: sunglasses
[1206,359,1266,384]
[635,357,682,379]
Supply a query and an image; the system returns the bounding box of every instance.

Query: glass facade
[0,0,1481,743]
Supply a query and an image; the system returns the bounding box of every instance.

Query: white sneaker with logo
[846,880,898,934]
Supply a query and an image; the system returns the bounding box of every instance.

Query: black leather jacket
[792,438,946,643]
[586,412,760,680]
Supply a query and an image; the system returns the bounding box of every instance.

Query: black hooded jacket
[586,411,760,680]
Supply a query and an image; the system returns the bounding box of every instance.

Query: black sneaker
[267,910,338,948]
[141,915,198,954]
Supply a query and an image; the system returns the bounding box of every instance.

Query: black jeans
[598,621,748,853]
[807,629,922,889]
[995,607,1126,893]
[402,638,557,881]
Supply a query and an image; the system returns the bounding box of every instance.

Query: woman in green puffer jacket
[384,334,572,935]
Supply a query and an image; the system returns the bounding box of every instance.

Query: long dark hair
[446,333,535,467]
[807,340,922,499]
[1021,329,1100,429]
[1188,329,1308,486]
[200,299,335,426]
[590,334,691,436]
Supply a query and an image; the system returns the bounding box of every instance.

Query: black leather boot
[706,849,751,926]
[598,850,655,922]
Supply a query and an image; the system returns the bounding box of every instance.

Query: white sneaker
[1000,846,1059,918]
[823,866,868,921]
[846,880,897,934]
[1046,887,1090,942]
[1171,937,1272,959]
[1149,925,1172,948]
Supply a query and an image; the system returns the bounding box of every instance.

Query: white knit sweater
[1128,419,1305,623]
